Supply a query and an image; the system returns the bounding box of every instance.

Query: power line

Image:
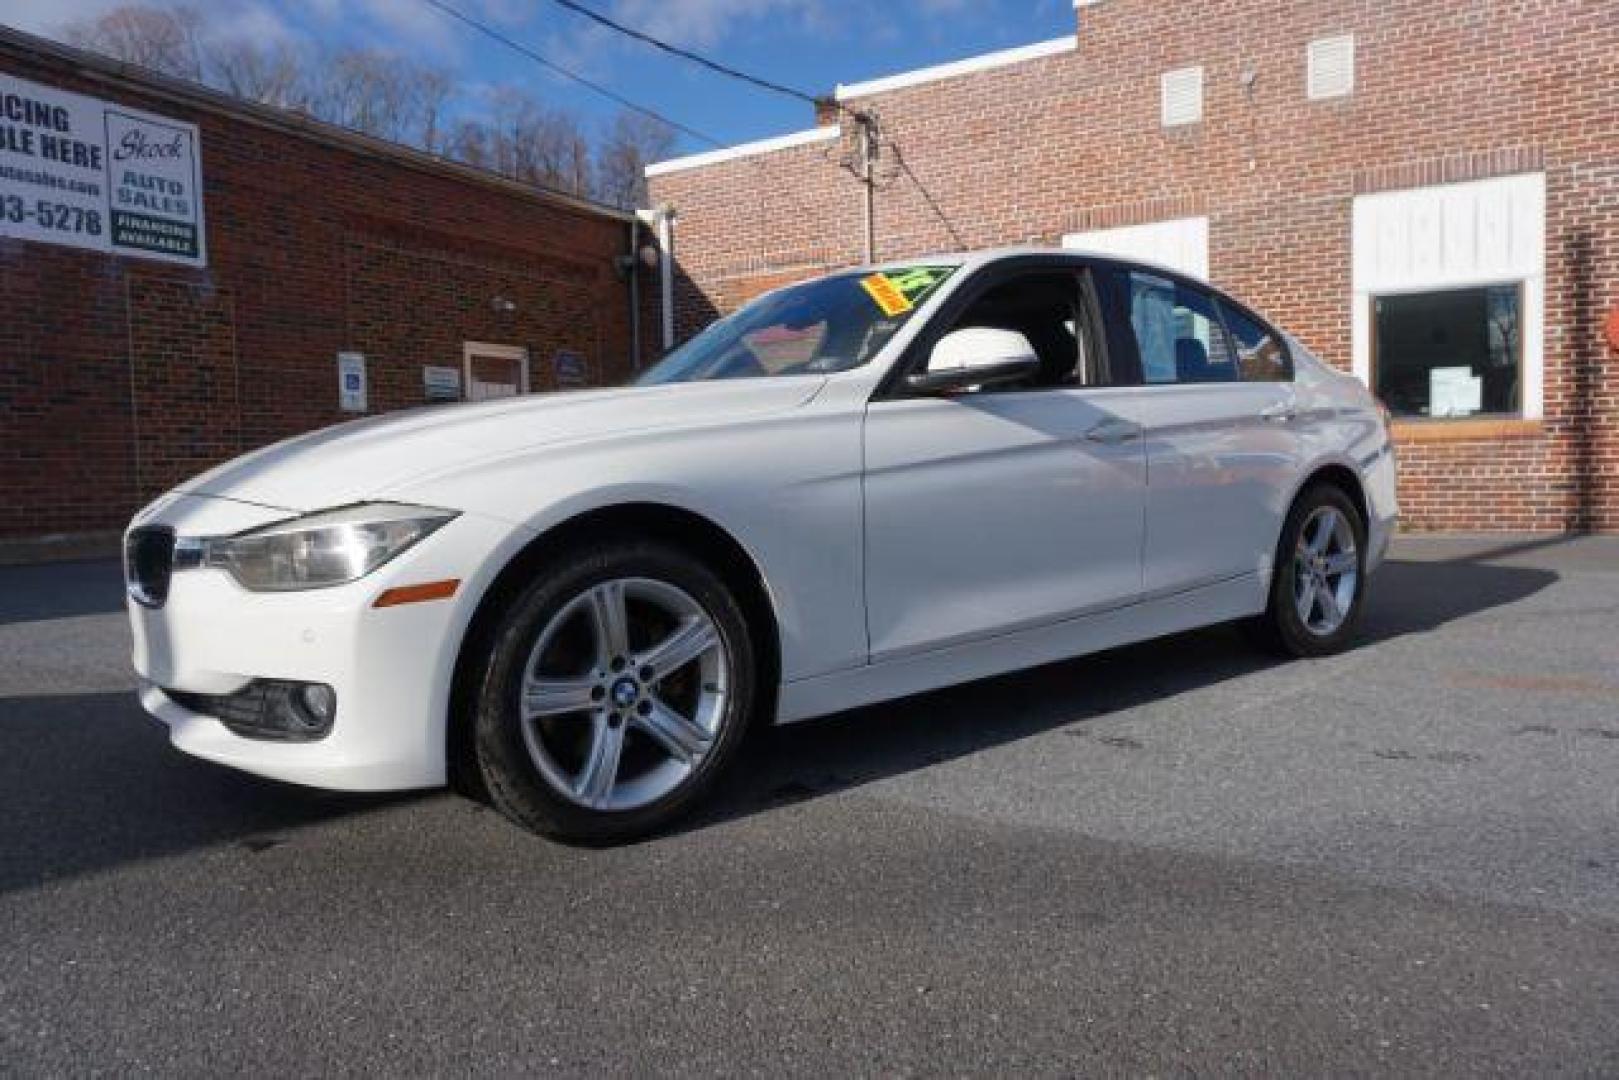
[889,141,968,250]
[417,0,828,222]
[421,0,912,262]
[543,0,827,109]
[418,0,725,150]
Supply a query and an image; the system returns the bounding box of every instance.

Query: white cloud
[290,0,530,60]
[606,0,825,49]
[4,0,137,37]
[5,0,297,47]
[356,0,451,45]
[205,2,298,47]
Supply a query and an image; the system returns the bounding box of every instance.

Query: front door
[862,267,1147,661]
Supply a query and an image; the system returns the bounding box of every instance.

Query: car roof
[859,245,1204,284]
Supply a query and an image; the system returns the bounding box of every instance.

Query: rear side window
[1115,271,1238,385]
[1219,300,1293,382]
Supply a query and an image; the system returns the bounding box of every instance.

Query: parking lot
[3,536,1618,1074]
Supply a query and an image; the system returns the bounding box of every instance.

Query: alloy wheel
[1292,506,1359,636]
[517,577,730,811]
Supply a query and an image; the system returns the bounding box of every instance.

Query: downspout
[626,217,641,374]
[657,205,676,351]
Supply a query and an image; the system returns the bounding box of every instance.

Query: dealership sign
[0,73,206,266]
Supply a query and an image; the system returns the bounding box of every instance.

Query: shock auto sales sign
[1,72,206,266]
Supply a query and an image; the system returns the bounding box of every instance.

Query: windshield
[637,265,958,385]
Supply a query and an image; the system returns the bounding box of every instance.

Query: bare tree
[303,48,451,148]
[210,40,308,108]
[56,3,652,203]
[594,112,677,208]
[480,88,593,195]
[62,4,205,81]
[417,69,451,153]
[444,118,496,170]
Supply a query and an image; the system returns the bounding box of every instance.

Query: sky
[3,0,1077,157]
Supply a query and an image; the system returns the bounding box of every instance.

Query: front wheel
[1252,485,1367,657]
[472,540,756,844]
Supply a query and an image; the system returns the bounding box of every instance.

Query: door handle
[1260,402,1298,424]
[1083,418,1141,445]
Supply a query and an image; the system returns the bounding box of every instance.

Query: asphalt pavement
[2,536,1618,1075]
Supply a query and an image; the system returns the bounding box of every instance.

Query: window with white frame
[1160,66,1203,127]
[1351,172,1545,420]
[1307,34,1355,100]
[1373,285,1521,417]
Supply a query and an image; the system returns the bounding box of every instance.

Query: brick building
[647,0,1619,532]
[1,27,656,545]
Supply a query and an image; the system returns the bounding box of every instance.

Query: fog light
[165,679,337,741]
[264,680,336,738]
[297,683,337,726]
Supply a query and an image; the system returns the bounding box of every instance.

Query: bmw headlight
[198,503,457,592]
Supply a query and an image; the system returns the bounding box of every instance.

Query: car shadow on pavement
[0,691,421,894]
[686,553,1560,834]
[0,558,125,626]
[0,551,1559,879]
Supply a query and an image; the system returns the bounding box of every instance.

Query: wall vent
[1160,66,1203,127]
[1307,34,1355,100]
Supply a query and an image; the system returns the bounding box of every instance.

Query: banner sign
[1,72,206,266]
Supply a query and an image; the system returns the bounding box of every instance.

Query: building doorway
[463,342,530,401]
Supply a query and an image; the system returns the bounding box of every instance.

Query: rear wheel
[473,540,755,843]
[1252,484,1366,657]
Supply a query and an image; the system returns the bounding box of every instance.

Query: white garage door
[1062,216,1210,281]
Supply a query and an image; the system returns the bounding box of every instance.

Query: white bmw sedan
[126,249,1396,842]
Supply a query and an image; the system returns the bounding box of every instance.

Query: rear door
[1094,267,1304,597]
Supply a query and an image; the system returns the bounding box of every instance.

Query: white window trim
[1351,173,1546,419]
[1160,66,1204,128]
[1062,216,1211,282]
[463,341,531,397]
[1307,34,1355,100]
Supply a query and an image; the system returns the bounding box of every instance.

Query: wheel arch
[1269,459,1371,578]
[445,502,783,794]
[1293,460,1370,534]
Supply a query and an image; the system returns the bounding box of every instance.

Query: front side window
[1117,271,1238,385]
[638,266,956,385]
[931,270,1108,391]
[1373,285,1521,418]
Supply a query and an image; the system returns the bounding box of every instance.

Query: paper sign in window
[1429,366,1482,417]
[861,274,912,317]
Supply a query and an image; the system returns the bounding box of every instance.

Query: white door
[463,343,530,402]
[1097,269,1304,596]
[862,267,1146,660]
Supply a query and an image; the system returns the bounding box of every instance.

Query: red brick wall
[651,0,1619,532]
[1,42,649,539]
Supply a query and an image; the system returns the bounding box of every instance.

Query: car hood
[180,378,826,513]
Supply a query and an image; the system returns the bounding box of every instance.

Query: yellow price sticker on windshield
[861,273,913,317]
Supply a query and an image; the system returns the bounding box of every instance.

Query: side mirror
[907,327,1040,394]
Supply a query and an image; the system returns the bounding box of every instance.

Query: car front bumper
[127,493,525,791]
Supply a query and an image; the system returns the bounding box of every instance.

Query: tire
[1250,483,1367,658]
[472,539,756,844]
